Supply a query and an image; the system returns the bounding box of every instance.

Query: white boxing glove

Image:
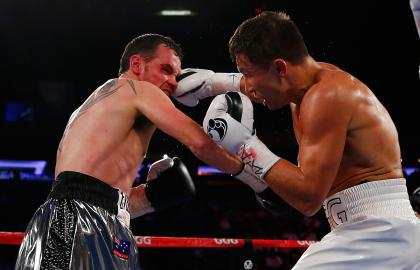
[203,91,254,152]
[173,68,242,107]
[203,92,280,192]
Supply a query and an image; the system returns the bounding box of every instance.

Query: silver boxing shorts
[15,171,141,270]
[293,178,420,270]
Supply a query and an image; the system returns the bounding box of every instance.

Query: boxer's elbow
[295,193,324,217]
[299,204,323,217]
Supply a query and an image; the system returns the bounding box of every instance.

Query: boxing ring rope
[0,231,316,248]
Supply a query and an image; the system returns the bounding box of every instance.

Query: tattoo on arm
[58,79,127,152]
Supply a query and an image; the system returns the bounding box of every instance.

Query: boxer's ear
[273,59,287,77]
[130,54,145,77]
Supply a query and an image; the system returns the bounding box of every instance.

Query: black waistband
[48,171,120,215]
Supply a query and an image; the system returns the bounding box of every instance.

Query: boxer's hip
[293,179,420,270]
[323,178,416,230]
[50,171,129,217]
[16,171,140,270]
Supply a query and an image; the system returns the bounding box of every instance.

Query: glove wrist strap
[238,136,281,180]
[232,164,268,193]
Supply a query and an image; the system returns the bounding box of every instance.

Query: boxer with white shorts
[173,11,420,269]
[294,178,420,269]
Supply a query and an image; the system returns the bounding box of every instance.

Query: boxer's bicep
[298,90,351,200]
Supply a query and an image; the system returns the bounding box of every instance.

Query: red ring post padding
[0,231,316,248]
[0,232,24,245]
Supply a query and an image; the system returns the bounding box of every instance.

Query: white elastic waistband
[323,178,415,230]
[117,190,130,227]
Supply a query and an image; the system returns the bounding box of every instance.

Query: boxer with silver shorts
[15,33,246,269]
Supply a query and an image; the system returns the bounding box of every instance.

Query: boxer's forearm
[264,159,323,216]
[190,138,244,175]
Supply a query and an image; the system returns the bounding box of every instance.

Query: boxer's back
[320,68,403,194]
[55,79,156,193]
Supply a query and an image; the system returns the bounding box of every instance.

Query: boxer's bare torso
[55,79,156,194]
[291,62,403,196]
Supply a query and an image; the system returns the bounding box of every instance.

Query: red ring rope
[0,231,315,248]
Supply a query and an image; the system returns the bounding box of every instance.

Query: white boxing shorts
[292,178,420,270]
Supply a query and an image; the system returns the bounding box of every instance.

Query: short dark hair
[118,33,183,75]
[229,11,308,68]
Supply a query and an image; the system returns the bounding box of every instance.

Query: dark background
[1,0,419,166]
[0,0,419,269]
